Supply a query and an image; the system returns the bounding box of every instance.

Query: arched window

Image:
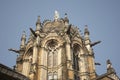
[73,44,80,80]
[47,39,58,80]
[47,40,58,67]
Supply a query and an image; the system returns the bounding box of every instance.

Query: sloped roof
[0,63,30,80]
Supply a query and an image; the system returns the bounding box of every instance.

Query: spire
[36,16,41,26]
[54,10,59,21]
[36,16,41,34]
[64,13,69,25]
[20,31,26,49]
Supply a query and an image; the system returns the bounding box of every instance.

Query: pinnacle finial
[64,13,69,23]
[84,25,90,35]
[54,10,59,21]
[36,16,41,33]
[38,16,40,21]
[36,16,41,25]
[21,31,26,40]
[20,31,26,49]
[65,13,67,16]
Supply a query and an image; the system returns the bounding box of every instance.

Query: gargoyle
[90,41,101,47]
[8,48,20,53]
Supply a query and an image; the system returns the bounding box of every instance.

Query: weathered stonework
[8,11,119,80]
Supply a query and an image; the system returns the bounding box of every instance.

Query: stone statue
[54,10,59,21]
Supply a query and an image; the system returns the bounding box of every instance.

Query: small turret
[20,31,26,49]
[64,13,69,26]
[84,25,96,79]
[84,25,91,47]
[84,25,93,53]
[36,16,41,34]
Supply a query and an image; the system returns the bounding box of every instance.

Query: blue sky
[0,0,120,76]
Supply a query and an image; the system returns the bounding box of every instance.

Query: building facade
[8,11,119,80]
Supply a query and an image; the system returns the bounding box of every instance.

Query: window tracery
[47,39,58,67]
[47,39,58,80]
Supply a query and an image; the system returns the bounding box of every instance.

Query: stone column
[38,47,47,80]
[66,43,71,61]
[32,44,38,64]
[66,42,74,80]
[57,48,62,79]
[37,47,43,80]
[30,43,38,80]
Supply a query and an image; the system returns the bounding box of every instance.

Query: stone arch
[72,40,82,48]
[41,36,64,48]
[73,43,81,54]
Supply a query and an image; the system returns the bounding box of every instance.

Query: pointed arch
[41,36,64,48]
[46,39,58,67]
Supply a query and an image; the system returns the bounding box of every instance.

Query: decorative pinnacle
[84,25,90,35]
[21,31,26,40]
[36,16,41,25]
[20,31,26,49]
[107,59,115,73]
[64,13,69,23]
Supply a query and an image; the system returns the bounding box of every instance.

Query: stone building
[8,11,120,80]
